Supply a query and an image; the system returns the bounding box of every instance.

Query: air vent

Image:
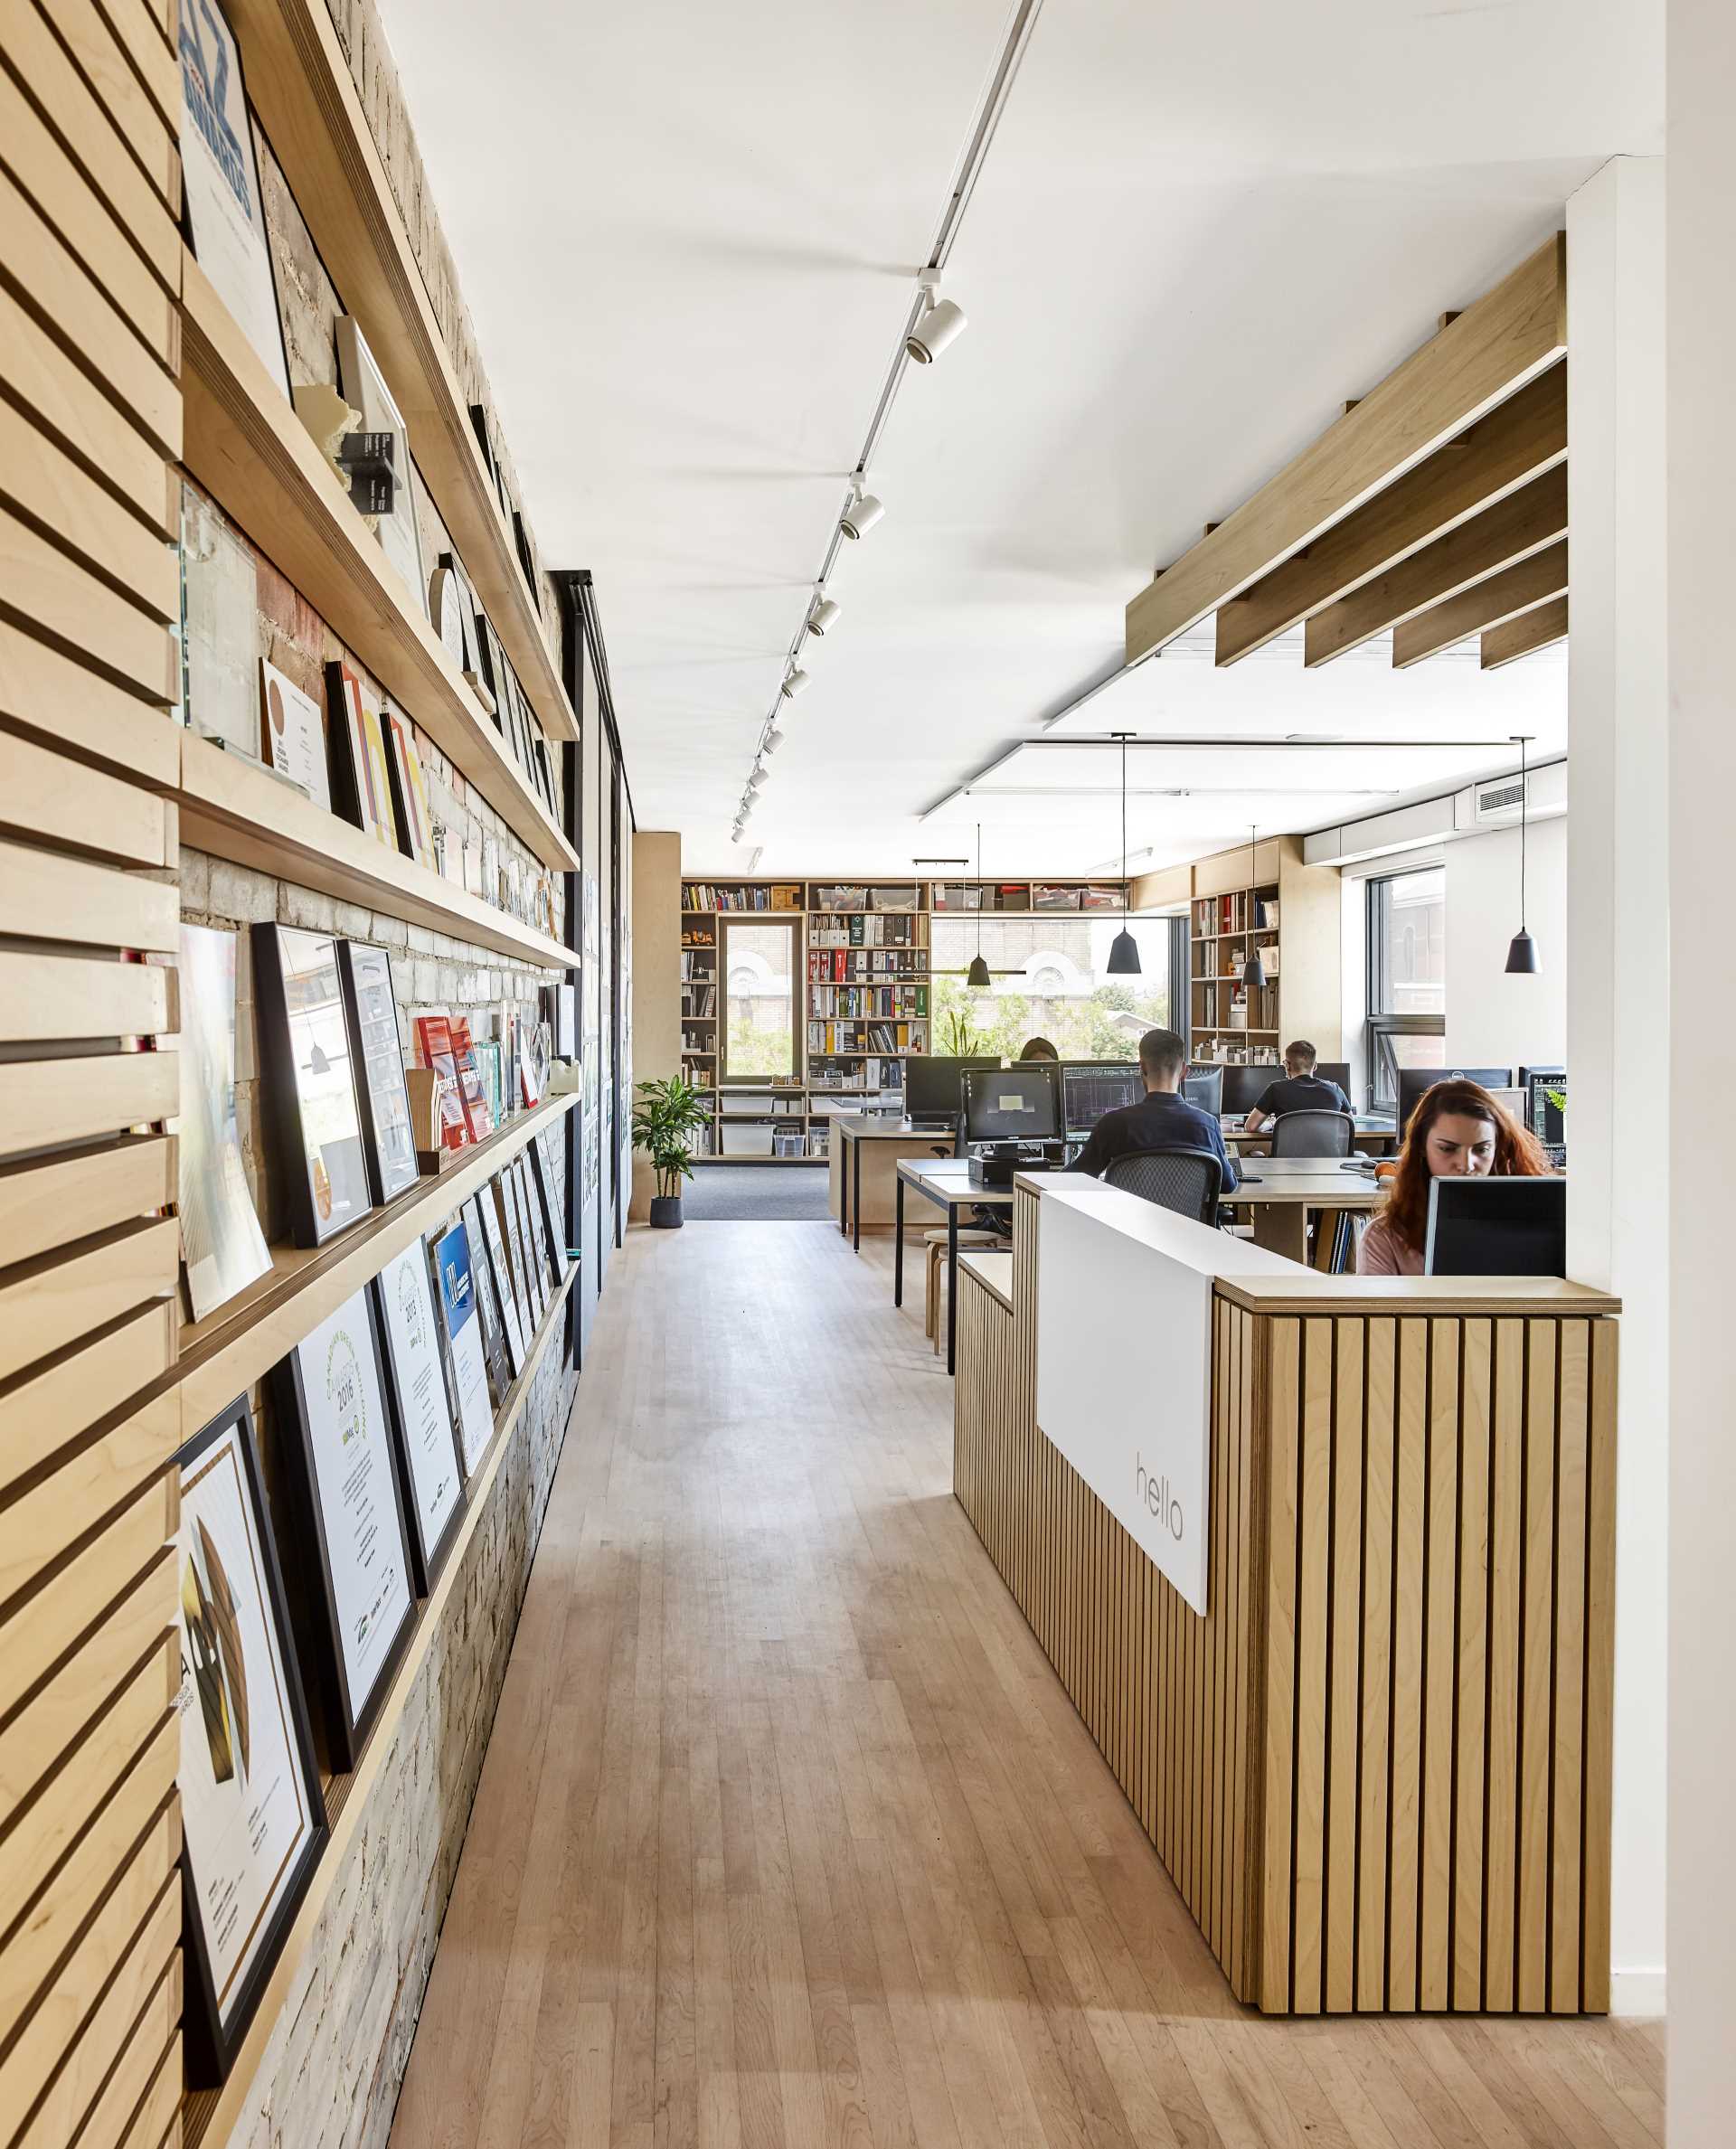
[1474,775,1526,825]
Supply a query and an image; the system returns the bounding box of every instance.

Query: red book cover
[448,1016,494,1140]
[414,1014,470,1148]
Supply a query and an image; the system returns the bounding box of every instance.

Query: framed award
[430,1219,495,1474]
[335,316,427,615]
[487,1173,537,1343]
[513,1153,556,1299]
[272,1288,418,1768]
[259,656,330,808]
[176,921,272,1323]
[325,661,395,847]
[252,923,374,1247]
[468,1183,525,1376]
[502,1163,546,1323]
[459,1197,511,1405]
[372,1241,466,1592]
[176,1398,327,2086]
[335,939,418,1203]
[527,1138,570,1284]
[382,706,435,871]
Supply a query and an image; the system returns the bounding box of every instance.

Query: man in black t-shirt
[1074,1027,1239,1191]
[1242,1040,1351,1135]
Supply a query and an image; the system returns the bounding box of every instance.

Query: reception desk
[953,1173,1619,2015]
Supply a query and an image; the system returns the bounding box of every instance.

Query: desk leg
[946,1207,958,1375]
[852,1137,863,1253]
[894,1176,905,1305]
[838,1136,849,1238]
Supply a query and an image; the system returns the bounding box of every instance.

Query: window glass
[722,919,796,1079]
[930,915,1174,1062]
[1370,867,1446,1016]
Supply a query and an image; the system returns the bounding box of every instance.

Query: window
[929,913,1180,1062]
[720,917,796,1080]
[1367,867,1446,1110]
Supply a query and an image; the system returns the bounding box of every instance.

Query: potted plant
[631,1074,712,1227]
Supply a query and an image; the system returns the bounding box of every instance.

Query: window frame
[718,912,800,1086]
[1365,870,1445,1111]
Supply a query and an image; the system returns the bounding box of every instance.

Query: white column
[1564,155,1667,2016]
[1668,7,1736,2134]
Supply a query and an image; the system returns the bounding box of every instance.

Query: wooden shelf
[179,1253,577,2149]
[222,0,575,749]
[179,255,578,875]
[176,732,571,970]
[165,1094,578,1437]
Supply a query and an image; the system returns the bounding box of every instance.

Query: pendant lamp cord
[1120,737,1128,895]
[1518,738,1527,928]
[976,821,983,966]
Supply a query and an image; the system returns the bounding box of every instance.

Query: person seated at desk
[1018,1036,1059,1061]
[1358,1076,1551,1275]
[1073,1026,1239,1191]
[1242,1040,1352,1134]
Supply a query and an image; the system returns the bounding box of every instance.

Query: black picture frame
[468,1179,525,1379]
[459,1196,511,1406]
[252,922,375,1247]
[270,1288,419,1769]
[527,1137,570,1280]
[176,1396,328,2088]
[335,939,419,1203]
[369,1248,467,1594]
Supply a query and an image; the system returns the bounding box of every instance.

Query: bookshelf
[1182,834,1343,1066]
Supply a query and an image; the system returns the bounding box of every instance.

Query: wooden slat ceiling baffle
[1392,539,1569,667]
[1481,595,1569,670]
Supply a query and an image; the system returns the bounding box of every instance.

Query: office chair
[1270,1109,1354,1158]
[1104,1147,1222,1224]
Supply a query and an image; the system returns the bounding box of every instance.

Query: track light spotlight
[731,823,746,844]
[808,595,841,636]
[841,485,884,541]
[905,289,967,366]
[748,764,768,790]
[764,726,785,755]
[781,667,810,700]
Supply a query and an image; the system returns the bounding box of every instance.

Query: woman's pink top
[1357,1213,1425,1277]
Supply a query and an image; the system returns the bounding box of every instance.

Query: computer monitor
[1183,1065,1223,1116]
[901,1054,996,1123]
[1524,1068,1568,1151]
[1424,1175,1567,1277]
[1395,1065,1514,1140]
[1217,1063,1276,1117]
[1060,1060,1143,1136]
[1314,1060,1352,1101]
[961,1064,1061,1144]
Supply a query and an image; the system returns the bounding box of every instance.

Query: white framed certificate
[373,1242,466,1591]
[431,1218,495,1474]
[260,657,331,809]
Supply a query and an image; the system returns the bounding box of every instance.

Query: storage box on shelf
[1176,834,1342,1065]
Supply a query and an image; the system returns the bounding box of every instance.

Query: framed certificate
[335,939,418,1203]
[335,316,426,616]
[513,1154,556,1301]
[499,1164,544,1325]
[430,1219,495,1475]
[526,1138,570,1284]
[486,1174,536,1343]
[176,921,272,1323]
[176,1398,327,2087]
[273,1288,418,1768]
[372,1242,466,1592]
[470,1183,525,1376]
[325,661,395,848]
[260,656,330,809]
[252,924,373,1246]
[458,1197,510,1404]
[382,706,435,871]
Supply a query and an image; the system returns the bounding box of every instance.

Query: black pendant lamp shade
[1505,735,1540,974]
[1107,734,1141,976]
[967,823,991,986]
[1241,825,1267,991]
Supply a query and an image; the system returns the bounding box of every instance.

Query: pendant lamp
[1241,825,1267,991]
[1106,733,1141,976]
[1505,734,1540,973]
[967,821,991,987]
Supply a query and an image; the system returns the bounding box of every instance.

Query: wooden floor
[389,1221,1665,2149]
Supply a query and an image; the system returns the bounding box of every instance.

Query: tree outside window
[929,916,1173,1062]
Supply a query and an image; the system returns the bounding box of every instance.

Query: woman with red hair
[1358,1077,1552,1276]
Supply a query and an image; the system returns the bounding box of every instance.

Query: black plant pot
[648,1193,684,1229]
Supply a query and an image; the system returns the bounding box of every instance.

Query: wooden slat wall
[0,4,185,2143]
[953,1189,1618,2016]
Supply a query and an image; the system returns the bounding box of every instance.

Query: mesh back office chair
[1103,1147,1222,1224]
[1270,1109,1354,1158]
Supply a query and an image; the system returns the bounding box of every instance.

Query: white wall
[1444,816,1567,1070]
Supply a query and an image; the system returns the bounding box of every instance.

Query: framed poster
[501,1162,546,1323]
[178,0,291,401]
[514,1153,556,1298]
[382,706,435,870]
[176,922,272,1324]
[431,1219,495,1474]
[251,924,373,1247]
[527,1138,570,1283]
[176,1398,327,2086]
[335,316,426,615]
[259,657,330,807]
[273,1288,418,1767]
[372,1242,466,1592]
[487,1174,537,1343]
[459,1196,511,1403]
[470,1181,525,1374]
[325,662,395,848]
[335,939,418,1203]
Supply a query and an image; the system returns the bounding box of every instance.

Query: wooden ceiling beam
[1391,539,1569,667]
[1123,232,1566,666]
[1481,596,1568,669]
[1302,465,1567,666]
[1215,362,1566,664]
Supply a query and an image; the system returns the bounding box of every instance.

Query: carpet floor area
[678,1164,832,1221]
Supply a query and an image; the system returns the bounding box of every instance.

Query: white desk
[892,1158,1013,1372]
[1221,1155,1385,1263]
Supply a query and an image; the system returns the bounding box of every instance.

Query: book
[413,1013,471,1150]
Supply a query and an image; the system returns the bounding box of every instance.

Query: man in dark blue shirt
[1243,1040,1351,1134]
[1073,1027,1239,1190]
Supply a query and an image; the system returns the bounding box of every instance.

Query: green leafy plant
[940,1006,986,1057]
[630,1075,712,1198]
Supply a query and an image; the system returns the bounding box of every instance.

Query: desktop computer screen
[1315,1060,1352,1100]
[1217,1063,1275,1117]
[1060,1061,1143,1136]
[1523,1068,1569,1155]
[1395,1064,1514,1139]
[1183,1065,1223,1117]
[1424,1175,1567,1277]
[961,1064,1061,1144]
[901,1054,996,1123]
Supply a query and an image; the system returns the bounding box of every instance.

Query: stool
[923,1228,1002,1353]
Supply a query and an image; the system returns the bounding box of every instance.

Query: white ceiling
[382,0,1659,875]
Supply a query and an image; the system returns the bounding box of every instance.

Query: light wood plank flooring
[389,1221,1665,2149]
